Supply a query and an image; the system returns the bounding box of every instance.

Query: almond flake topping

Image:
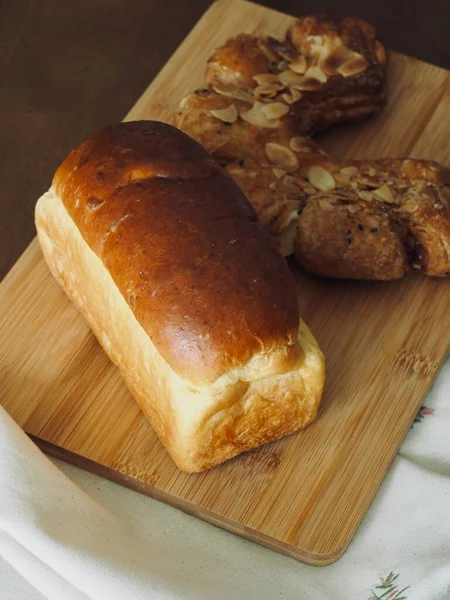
[282,89,302,104]
[402,200,418,213]
[213,87,253,103]
[209,104,238,123]
[308,166,336,192]
[278,69,304,85]
[292,77,322,92]
[289,55,307,74]
[340,166,359,177]
[254,84,282,98]
[373,184,396,203]
[337,55,369,78]
[240,101,281,129]
[358,190,374,201]
[318,198,334,211]
[253,73,281,85]
[304,65,328,83]
[319,46,354,76]
[260,102,290,120]
[265,142,299,173]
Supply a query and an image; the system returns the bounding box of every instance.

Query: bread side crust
[35,189,325,472]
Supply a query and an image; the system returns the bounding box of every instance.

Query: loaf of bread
[35,121,325,472]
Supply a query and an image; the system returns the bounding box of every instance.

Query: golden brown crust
[53,121,300,384]
[174,16,450,280]
[205,34,270,91]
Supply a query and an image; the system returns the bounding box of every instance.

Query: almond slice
[340,166,359,177]
[281,90,302,104]
[334,173,351,186]
[309,43,325,59]
[438,186,450,207]
[290,88,302,102]
[273,167,286,179]
[179,95,190,109]
[337,55,369,78]
[240,101,281,129]
[318,198,334,212]
[289,136,310,152]
[373,184,395,203]
[278,69,304,85]
[277,218,298,257]
[304,65,328,83]
[261,102,289,120]
[347,203,360,213]
[265,142,299,173]
[253,83,282,98]
[323,34,343,54]
[319,46,354,76]
[209,104,238,123]
[402,200,418,213]
[308,166,336,192]
[213,86,253,104]
[253,73,280,85]
[292,77,322,92]
[358,190,374,201]
[375,39,387,67]
[288,55,307,74]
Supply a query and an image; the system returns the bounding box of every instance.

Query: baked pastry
[206,16,387,134]
[35,121,325,473]
[174,16,450,279]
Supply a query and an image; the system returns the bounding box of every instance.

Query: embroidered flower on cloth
[369,572,409,600]
[412,405,435,427]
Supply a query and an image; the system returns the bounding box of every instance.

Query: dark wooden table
[1,0,448,279]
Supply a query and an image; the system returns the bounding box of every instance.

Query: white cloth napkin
[1,357,449,600]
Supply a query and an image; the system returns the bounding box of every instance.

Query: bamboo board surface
[1,0,449,566]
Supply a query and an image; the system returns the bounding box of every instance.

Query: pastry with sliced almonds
[295,158,450,279]
[205,15,387,134]
[226,141,450,279]
[173,15,450,280]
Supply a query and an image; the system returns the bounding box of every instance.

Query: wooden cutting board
[1,0,449,566]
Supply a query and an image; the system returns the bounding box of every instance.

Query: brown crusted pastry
[35,121,325,472]
[174,16,450,280]
[206,15,387,134]
[296,159,450,279]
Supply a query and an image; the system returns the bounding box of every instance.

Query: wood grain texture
[1,0,449,565]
